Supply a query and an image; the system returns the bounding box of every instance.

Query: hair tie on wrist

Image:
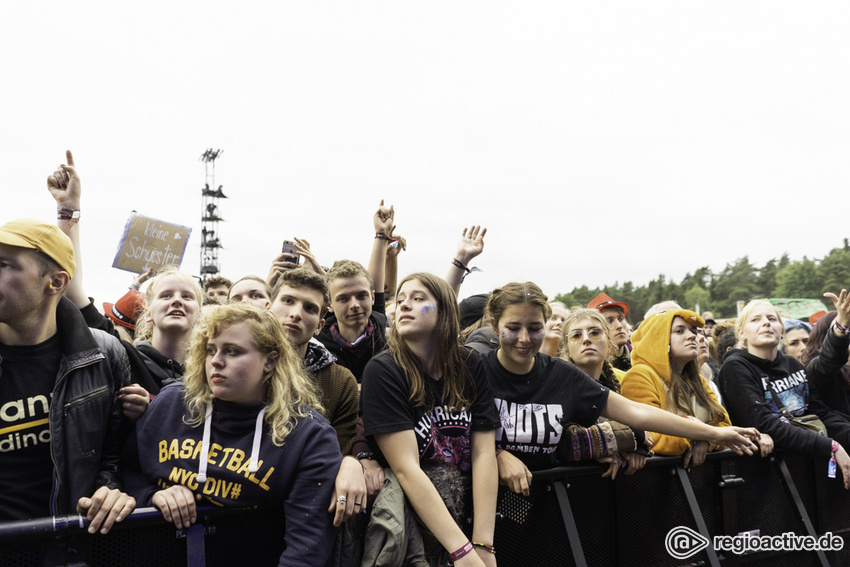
[472,542,496,555]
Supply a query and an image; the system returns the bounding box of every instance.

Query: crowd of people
[2,150,850,566]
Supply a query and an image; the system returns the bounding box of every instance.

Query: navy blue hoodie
[124,383,341,566]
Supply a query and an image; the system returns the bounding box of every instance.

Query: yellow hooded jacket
[620,309,731,455]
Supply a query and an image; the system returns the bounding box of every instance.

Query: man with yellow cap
[0,215,135,551]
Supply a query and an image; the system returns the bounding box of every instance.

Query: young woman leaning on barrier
[124,303,341,566]
[560,308,653,478]
[720,294,850,489]
[360,273,498,567]
[620,308,748,468]
[481,282,760,496]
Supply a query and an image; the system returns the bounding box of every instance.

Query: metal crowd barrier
[1,451,849,566]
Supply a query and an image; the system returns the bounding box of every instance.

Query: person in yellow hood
[621,309,731,467]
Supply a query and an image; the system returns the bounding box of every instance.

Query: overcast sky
[4,2,849,308]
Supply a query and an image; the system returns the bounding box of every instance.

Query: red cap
[808,310,827,326]
[103,289,145,331]
[587,292,629,317]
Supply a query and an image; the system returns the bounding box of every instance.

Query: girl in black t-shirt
[484,282,761,496]
[361,272,498,567]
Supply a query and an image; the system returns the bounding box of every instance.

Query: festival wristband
[375,233,399,248]
[451,258,481,283]
[450,541,473,562]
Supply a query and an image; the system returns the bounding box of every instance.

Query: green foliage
[711,257,762,316]
[819,248,850,294]
[553,293,577,308]
[684,284,711,313]
[775,257,821,298]
[554,241,850,322]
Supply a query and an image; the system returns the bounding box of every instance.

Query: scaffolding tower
[199,148,226,282]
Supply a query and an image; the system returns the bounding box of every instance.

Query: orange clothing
[621,308,730,455]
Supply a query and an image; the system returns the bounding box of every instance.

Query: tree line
[554,239,850,321]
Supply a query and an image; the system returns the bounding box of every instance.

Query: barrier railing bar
[0,507,165,543]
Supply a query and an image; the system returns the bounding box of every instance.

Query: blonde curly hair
[182,303,324,446]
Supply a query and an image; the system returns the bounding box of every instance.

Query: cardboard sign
[112,212,192,274]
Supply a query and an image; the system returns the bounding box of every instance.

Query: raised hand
[824,289,850,329]
[293,237,325,275]
[455,225,487,264]
[386,234,407,258]
[373,199,395,236]
[133,268,154,288]
[46,150,81,210]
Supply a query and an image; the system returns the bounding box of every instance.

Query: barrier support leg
[185,523,206,567]
[719,458,741,567]
[775,457,829,567]
[552,480,588,567]
[674,466,721,567]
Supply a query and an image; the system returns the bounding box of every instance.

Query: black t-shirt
[0,335,62,520]
[361,349,499,472]
[482,351,610,469]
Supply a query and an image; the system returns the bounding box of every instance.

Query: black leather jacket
[48,297,131,514]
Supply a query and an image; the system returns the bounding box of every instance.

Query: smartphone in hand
[281,240,300,264]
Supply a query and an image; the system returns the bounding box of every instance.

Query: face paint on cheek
[420,305,436,314]
[529,330,545,344]
[500,330,518,344]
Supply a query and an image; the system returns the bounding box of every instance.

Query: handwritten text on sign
[112,212,192,274]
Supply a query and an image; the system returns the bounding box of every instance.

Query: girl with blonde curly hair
[126,303,341,565]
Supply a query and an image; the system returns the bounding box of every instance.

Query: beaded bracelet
[449,541,473,562]
[472,542,496,555]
